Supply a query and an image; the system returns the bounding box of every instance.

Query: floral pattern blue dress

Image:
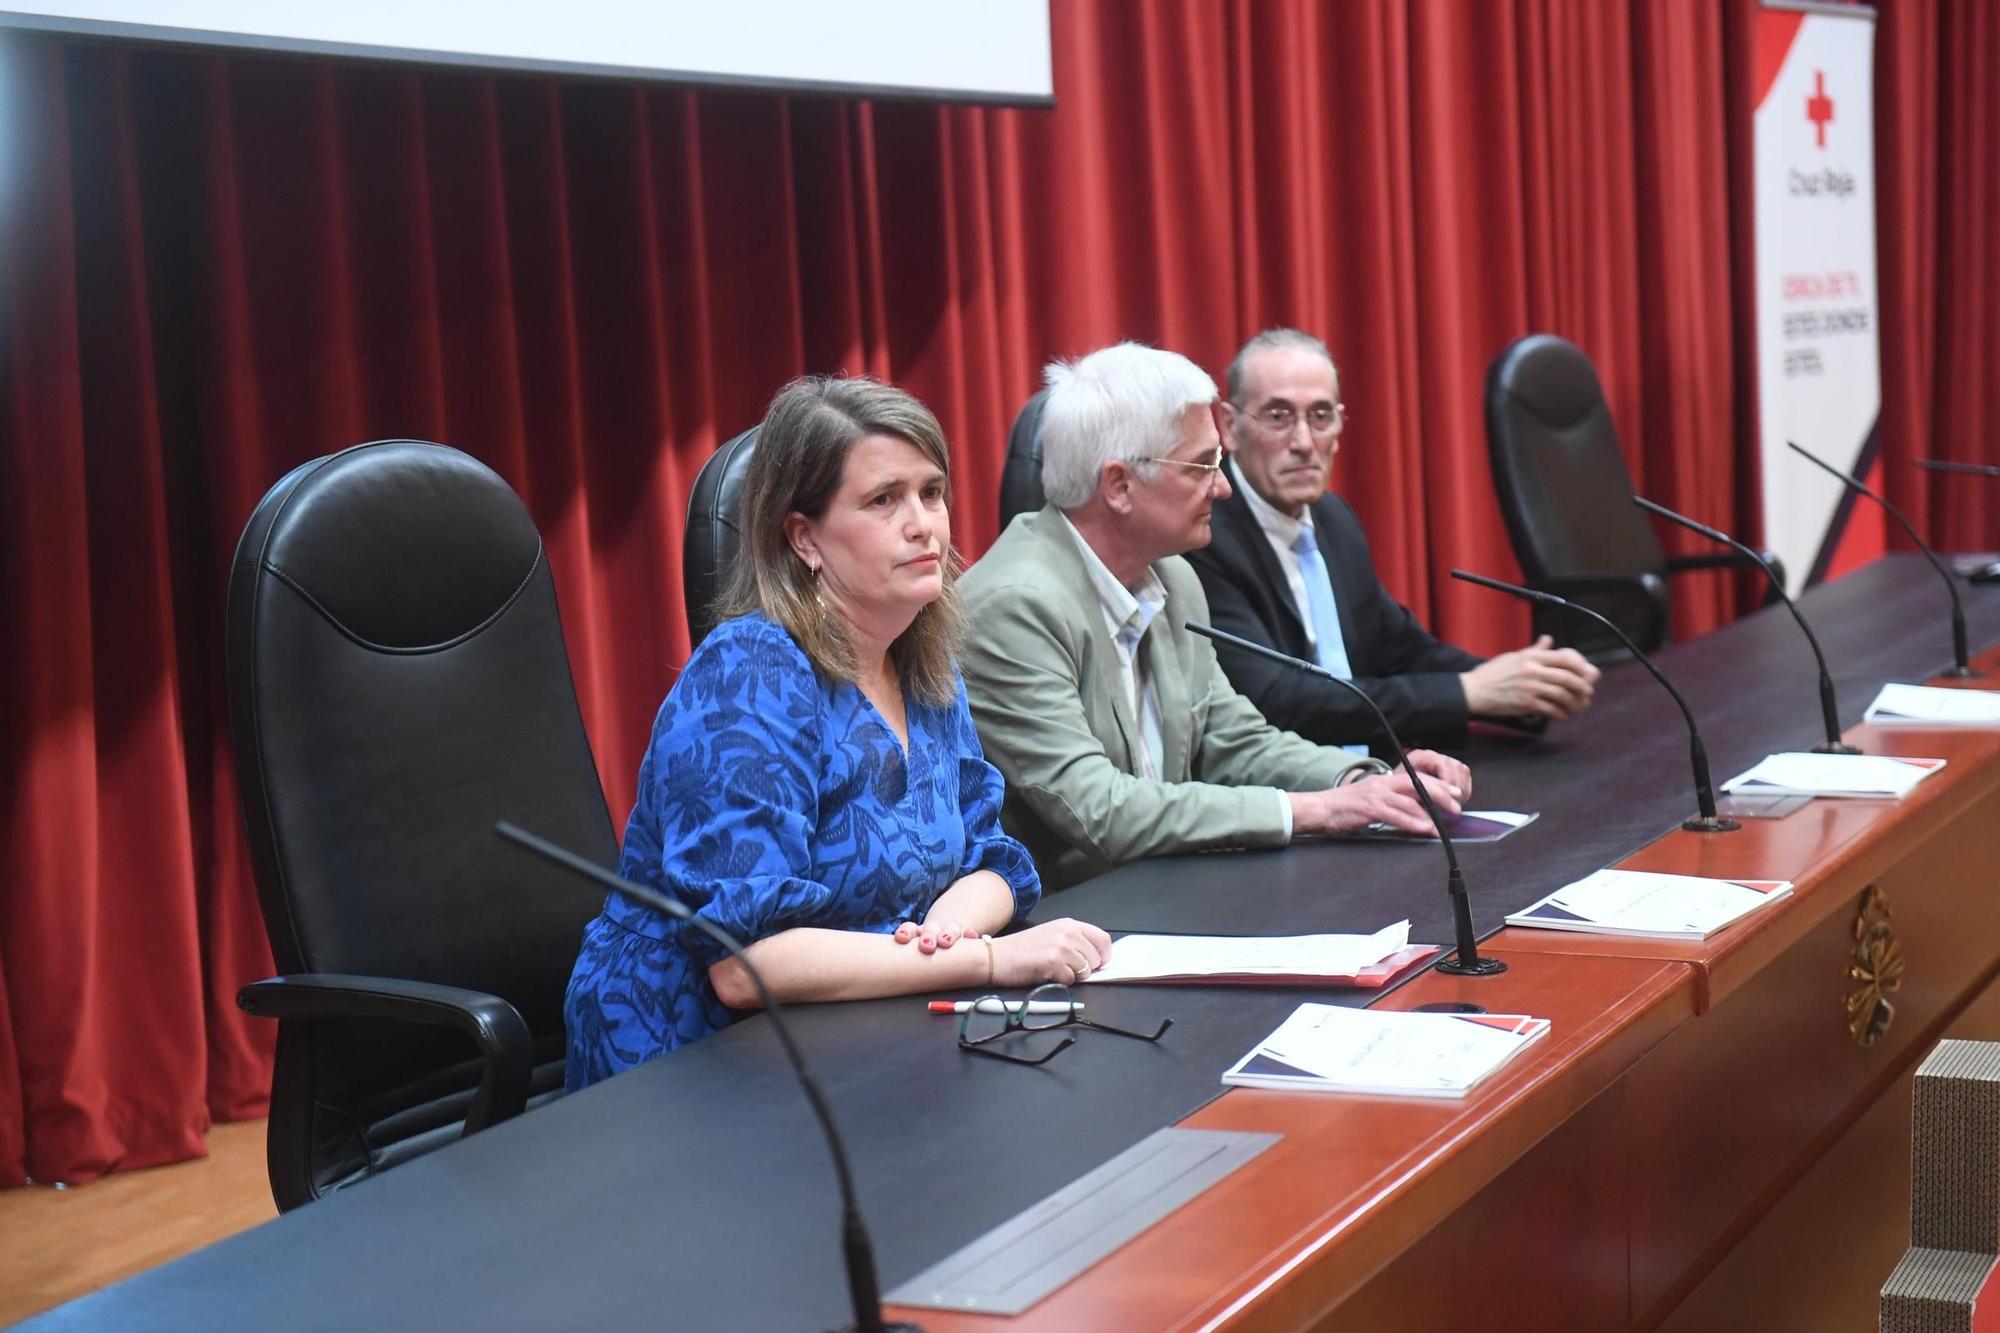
[564,613,1041,1089]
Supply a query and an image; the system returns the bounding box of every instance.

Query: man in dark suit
[1186,328,1599,751]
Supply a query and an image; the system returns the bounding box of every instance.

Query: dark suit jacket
[1185,482,1485,750]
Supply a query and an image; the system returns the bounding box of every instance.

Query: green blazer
[958,508,1369,891]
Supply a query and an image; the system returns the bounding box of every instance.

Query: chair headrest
[998,388,1051,529]
[1492,334,1606,432]
[682,426,761,645]
[252,441,542,652]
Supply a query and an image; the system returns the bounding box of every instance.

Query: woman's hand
[989,918,1114,987]
[893,919,981,954]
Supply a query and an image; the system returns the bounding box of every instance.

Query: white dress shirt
[1057,512,1166,780]
[1057,511,1294,838]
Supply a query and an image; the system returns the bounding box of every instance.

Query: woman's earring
[807,560,835,621]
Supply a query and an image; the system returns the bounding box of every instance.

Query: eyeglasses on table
[956,983,1174,1067]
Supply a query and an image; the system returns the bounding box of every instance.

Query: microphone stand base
[1941,664,1981,678]
[1682,815,1742,833]
[1811,741,1864,755]
[1434,953,1508,977]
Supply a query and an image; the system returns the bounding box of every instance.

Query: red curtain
[2,0,1995,1187]
[1877,0,2000,546]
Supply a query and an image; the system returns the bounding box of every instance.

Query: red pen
[928,998,1082,1015]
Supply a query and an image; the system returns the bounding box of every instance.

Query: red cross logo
[1806,71,1835,148]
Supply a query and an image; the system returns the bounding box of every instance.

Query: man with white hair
[958,342,1473,892]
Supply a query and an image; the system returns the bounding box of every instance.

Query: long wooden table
[900,653,2000,1331]
[26,559,2000,1332]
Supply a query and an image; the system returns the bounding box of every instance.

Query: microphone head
[1449,568,1549,604]
[1787,440,1860,486]
[1633,495,1731,546]
[1916,457,2000,478]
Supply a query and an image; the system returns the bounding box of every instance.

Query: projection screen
[0,1,1054,103]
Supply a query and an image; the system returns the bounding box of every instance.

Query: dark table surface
[25,557,2000,1332]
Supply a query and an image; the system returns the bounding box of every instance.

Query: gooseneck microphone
[495,821,920,1333]
[1914,458,2000,479]
[1185,621,1506,978]
[1914,458,2000,584]
[1788,441,1977,676]
[1633,496,1860,755]
[1449,571,1740,834]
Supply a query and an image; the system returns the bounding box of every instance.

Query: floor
[0,1120,275,1326]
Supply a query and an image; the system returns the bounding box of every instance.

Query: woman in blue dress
[566,377,1112,1088]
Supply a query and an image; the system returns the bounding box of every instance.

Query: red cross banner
[1754,2,1882,593]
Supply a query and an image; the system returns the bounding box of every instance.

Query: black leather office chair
[683,426,760,649]
[996,388,1051,530]
[228,439,614,1212]
[1485,334,1779,658]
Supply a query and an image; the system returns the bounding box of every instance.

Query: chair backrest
[683,426,760,649]
[1485,334,1669,653]
[227,440,614,1196]
[997,388,1051,530]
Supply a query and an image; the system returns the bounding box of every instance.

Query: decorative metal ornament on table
[1845,886,1902,1049]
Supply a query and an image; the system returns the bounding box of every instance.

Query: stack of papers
[1222,1003,1550,1097]
[1505,868,1793,940]
[1721,752,1946,800]
[1864,683,2000,727]
[1083,920,1438,988]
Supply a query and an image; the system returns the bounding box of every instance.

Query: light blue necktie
[1291,527,1352,678]
[1292,527,1367,755]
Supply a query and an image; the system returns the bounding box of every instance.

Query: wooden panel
[1658,970,2000,1333]
[1625,799,2000,1325]
[1310,780,2000,1333]
[1322,1078,1630,1331]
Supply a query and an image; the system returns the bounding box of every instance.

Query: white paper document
[1505,868,1793,940]
[1721,751,1946,799]
[1084,921,1413,985]
[1864,682,2000,727]
[1222,1003,1551,1097]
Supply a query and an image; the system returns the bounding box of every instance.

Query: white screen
[0,1,1054,103]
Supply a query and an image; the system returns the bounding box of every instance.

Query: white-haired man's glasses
[1142,447,1228,477]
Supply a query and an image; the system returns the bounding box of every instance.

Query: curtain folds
[1,0,1993,1186]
